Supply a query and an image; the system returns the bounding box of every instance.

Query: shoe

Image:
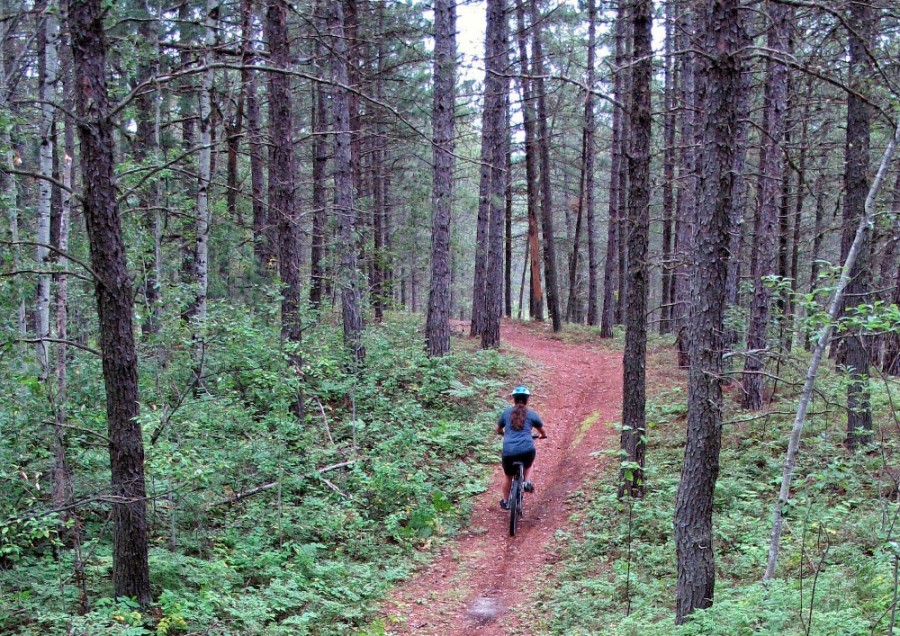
[500,499,510,510]
[523,481,534,493]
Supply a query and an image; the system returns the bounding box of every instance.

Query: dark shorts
[502,449,536,477]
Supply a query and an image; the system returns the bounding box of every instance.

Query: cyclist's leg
[522,449,537,490]
[502,474,513,500]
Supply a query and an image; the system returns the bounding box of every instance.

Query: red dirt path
[380,320,623,635]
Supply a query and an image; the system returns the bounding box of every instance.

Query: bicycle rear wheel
[509,478,520,536]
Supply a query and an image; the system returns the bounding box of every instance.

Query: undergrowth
[529,346,900,636]
[0,310,517,635]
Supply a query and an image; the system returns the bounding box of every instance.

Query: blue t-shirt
[497,406,544,456]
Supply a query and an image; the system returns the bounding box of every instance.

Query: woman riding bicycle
[496,385,547,510]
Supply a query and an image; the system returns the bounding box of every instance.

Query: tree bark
[741,1,791,410]
[481,0,509,349]
[425,0,456,357]
[583,0,599,326]
[36,1,59,380]
[69,0,151,605]
[840,0,874,448]
[514,0,543,321]
[530,0,561,332]
[600,2,627,338]
[619,0,651,499]
[266,0,305,398]
[672,0,697,341]
[330,0,365,363]
[190,0,217,343]
[133,0,162,339]
[723,29,751,346]
[674,0,744,621]
[239,0,268,275]
[660,0,676,335]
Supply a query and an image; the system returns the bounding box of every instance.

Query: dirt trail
[381,320,623,635]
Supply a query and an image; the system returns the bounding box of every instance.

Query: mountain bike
[508,435,541,537]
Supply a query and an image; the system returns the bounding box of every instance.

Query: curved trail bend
[382,320,623,635]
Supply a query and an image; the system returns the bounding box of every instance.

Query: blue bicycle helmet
[511,385,531,397]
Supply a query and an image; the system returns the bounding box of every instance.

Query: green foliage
[0,311,517,635]
[529,376,900,636]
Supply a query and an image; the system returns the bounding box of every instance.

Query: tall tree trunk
[0,34,25,337]
[505,122,513,318]
[69,0,151,605]
[36,0,59,379]
[310,73,328,308]
[741,1,791,410]
[674,0,744,620]
[189,0,217,335]
[514,0,543,321]
[134,0,162,339]
[660,0,676,335]
[672,0,697,342]
[267,0,304,402]
[600,1,627,338]
[584,3,599,326]
[51,106,74,514]
[841,0,874,448]
[426,0,456,357]
[481,0,509,349]
[372,5,387,323]
[530,0,561,332]
[619,0,651,499]
[330,0,364,363]
[240,0,268,275]
[471,0,503,337]
[615,11,633,327]
[723,38,752,346]
[567,1,599,326]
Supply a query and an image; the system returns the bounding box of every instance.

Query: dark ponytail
[511,395,528,431]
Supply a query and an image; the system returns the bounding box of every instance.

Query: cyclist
[496,385,547,510]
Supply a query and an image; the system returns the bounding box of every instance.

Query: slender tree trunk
[505,123,513,319]
[310,76,328,308]
[674,0,744,620]
[481,0,509,349]
[672,0,697,341]
[530,0,560,332]
[514,0,543,321]
[190,0,216,335]
[52,129,74,513]
[239,0,268,275]
[69,0,151,605]
[741,1,791,410]
[601,2,627,338]
[615,12,632,327]
[330,0,364,363]
[841,0,875,448]
[660,0,676,335]
[426,0,456,357]
[583,3,599,326]
[723,39,751,346]
[36,1,59,379]
[0,34,25,337]
[619,0,651,499]
[133,0,162,339]
[267,0,305,401]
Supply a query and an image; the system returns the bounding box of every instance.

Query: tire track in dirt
[380,320,623,635]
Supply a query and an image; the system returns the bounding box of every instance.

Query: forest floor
[379,319,623,635]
